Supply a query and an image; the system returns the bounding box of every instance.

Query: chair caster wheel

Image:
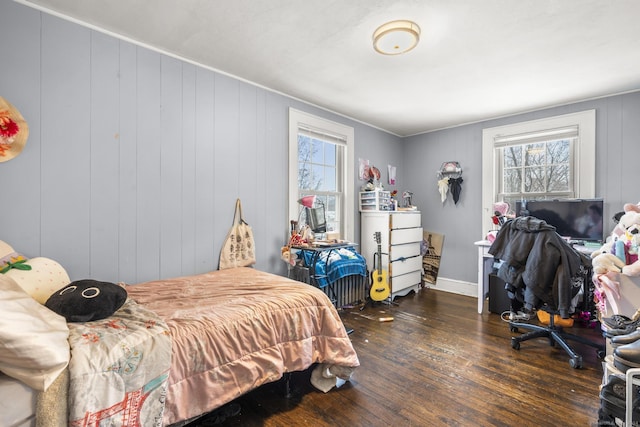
[569,356,582,369]
[511,338,520,350]
[510,325,518,333]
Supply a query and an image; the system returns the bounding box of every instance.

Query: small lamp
[298,195,316,209]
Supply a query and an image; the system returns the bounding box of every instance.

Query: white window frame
[288,108,355,242]
[481,110,596,238]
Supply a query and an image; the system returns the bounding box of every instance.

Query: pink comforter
[127,267,359,425]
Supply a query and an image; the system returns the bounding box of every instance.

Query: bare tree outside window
[297,134,340,233]
[482,110,595,240]
[500,138,573,208]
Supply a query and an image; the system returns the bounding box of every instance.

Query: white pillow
[0,274,70,391]
[5,257,70,304]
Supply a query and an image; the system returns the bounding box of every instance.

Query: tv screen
[306,206,327,233]
[514,199,604,243]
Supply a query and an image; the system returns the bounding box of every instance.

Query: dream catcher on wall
[437,161,463,204]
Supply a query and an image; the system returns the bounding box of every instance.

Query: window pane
[311,139,324,163]
[547,164,569,191]
[298,162,311,190]
[547,139,570,164]
[323,165,336,191]
[298,135,313,190]
[326,195,337,232]
[524,166,545,192]
[525,143,544,166]
[311,164,323,190]
[503,169,522,193]
[324,143,336,166]
[298,135,311,163]
[297,135,343,234]
[503,146,522,167]
[498,137,572,201]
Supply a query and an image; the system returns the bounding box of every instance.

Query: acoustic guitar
[370,231,390,301]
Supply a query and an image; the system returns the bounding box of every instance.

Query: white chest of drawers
[360,211,423,299]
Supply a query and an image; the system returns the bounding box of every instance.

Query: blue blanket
[301,247,367,288]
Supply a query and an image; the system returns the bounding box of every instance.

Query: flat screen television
[514,198,604,244]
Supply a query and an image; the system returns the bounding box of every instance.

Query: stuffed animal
[592,252,625,275]
[619,210,640,232]
[595,211,640,276]
[591,205,640,315]
[591,253,625,315]
[618,211,640,263]
[624,201,640,214]
[592,209,640,258]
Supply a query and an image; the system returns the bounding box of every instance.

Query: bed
[0,266,359,427]
[0,373,37,427]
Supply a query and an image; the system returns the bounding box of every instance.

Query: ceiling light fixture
[373,20,421,55]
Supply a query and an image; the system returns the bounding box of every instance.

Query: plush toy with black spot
[45,279,127,322]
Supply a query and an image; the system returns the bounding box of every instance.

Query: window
[482,110,595,238]
[496,126,577,207]
[288,109,355,241]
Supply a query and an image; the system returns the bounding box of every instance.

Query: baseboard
[425,277,477,298]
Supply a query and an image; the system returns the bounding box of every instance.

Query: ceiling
[18,0,640,137]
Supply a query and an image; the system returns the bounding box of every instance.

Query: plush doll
[592,253,625,275]
[591,209,640,258]
[617,211,640,270]
[591,204,640,314]
[624,201,640,214]
[591,236,622,259]
[594,211,640,276]
[618,210,640,233]
[591,253,625,315]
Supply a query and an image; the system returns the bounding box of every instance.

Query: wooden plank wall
[2,1,638,290]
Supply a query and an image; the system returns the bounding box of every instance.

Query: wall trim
[425,277,477,298]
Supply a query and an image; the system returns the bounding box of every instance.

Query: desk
[474,240,600,315]
[474,240,494,314]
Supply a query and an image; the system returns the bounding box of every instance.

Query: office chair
[489,216,605,368]
[510,305,604,368]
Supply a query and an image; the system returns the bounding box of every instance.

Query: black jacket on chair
[488,216,589,318]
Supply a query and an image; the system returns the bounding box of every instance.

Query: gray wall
[0,1,402,284]
[2,1,638,290]
[404,92,640,286]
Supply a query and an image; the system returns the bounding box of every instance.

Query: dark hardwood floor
[192,288,606,427]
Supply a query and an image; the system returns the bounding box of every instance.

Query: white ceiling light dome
[373,20,421,55]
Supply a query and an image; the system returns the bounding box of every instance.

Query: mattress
[0,373,36,427]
